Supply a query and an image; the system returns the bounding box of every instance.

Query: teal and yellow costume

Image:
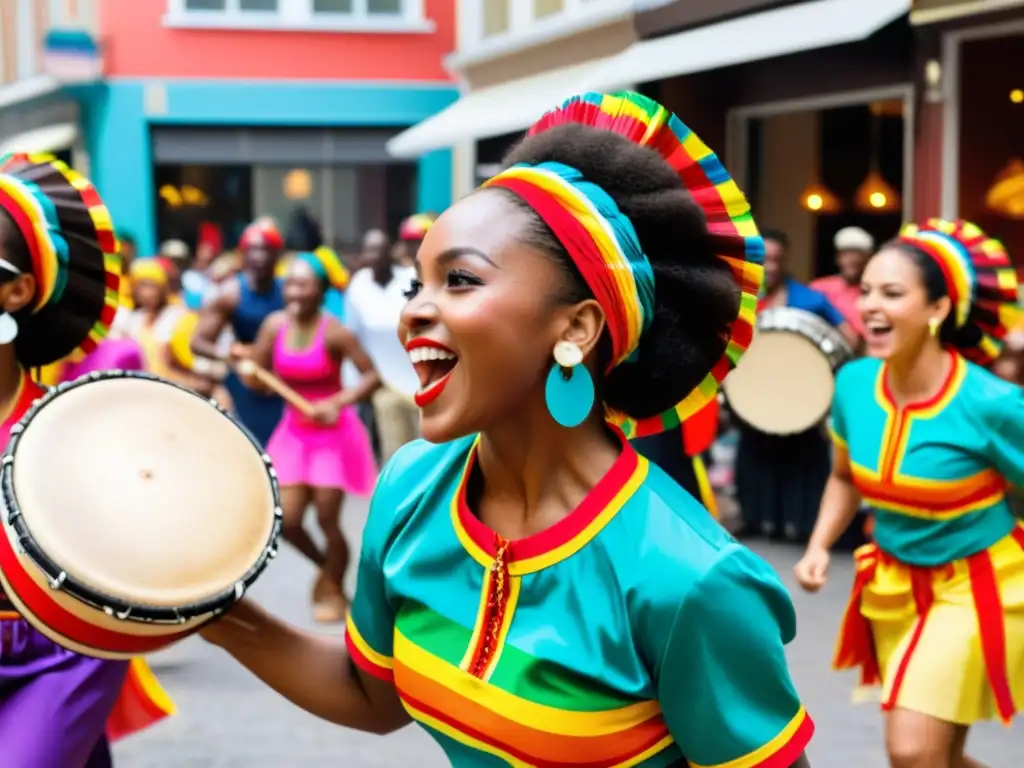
[829,220,1024,726]
[347,431,812,767]
[342,91,812,767]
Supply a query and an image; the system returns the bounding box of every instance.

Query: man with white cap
[811,226,875,341]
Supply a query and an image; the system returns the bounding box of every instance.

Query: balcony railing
[1,0,99,87]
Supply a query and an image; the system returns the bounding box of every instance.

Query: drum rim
[1,369,283,626]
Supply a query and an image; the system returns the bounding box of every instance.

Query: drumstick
[233,359,318,419]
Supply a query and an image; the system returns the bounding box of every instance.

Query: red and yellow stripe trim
[106,658,176,742]
[451,429,646,575]
[459,567,521,680]
[689,706,813,768]
[394,628,672,766]
[345,613,394,682]
[851,466,1006,519]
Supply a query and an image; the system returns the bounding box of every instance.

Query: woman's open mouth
[865,319,893,346]
[407,338,459,408]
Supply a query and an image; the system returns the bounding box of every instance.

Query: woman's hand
[310,400,342,426]
[793,547,830,593]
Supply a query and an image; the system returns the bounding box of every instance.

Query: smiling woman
[201,92,813,768]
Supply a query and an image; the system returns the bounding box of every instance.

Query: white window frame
[164,0,434,34]
[453,0,632,69]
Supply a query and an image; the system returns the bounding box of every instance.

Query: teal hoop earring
[545,341,594,428]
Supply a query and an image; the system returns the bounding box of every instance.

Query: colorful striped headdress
[485,91,763,438]
[0,153,120,366]
[399,213,435,242]
[293,246,350,291]
[898,219,1019,365]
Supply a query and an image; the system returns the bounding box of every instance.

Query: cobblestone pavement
[114,495,1020,767]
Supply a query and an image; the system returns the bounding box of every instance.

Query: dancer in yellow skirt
[795,219,1023,768]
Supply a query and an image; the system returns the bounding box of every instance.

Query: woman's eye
[446,269,482,288]
[403,279,423,300]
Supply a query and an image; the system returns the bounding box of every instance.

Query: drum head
[723,331,836,435]
[11,377,277,607]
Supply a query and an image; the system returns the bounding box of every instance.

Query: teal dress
[831,352,1022,567]
[345,430,813,767]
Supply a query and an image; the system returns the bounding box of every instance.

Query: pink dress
[266,317,377,494]
[61,338,145,380]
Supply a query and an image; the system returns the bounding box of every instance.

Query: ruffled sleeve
[657,545,814,767]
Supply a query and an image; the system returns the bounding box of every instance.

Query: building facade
[912,0,1024,267]
[386,0,637,199]
[0,0,459,255]
[88,0,458,255]
[0,0,97,169]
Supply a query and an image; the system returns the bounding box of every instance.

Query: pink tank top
[273,316,342,424]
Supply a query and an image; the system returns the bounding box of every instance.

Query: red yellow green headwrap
[398,213,435,242]
[0,153,120,366]
[897,218,1020,365]
[487,91,763,438]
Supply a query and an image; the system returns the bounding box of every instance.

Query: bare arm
[325,320,380,406]
[202,599,409,734]
[190,284,238,360]
[791,754,811,767]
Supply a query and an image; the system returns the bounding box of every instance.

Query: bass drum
[723,307,854,435]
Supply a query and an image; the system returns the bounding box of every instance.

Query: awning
[587,0,910,92]
[386,60,607,159]
[910,0,1019,25]
[0,75,61,112]
[0,122,78,156]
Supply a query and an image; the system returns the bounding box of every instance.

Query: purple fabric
[62,338,145,381]
[0,618,128,768]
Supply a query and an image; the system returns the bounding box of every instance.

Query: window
[167,0,430,31]
[481,0,509,36]
[533,0,563,19]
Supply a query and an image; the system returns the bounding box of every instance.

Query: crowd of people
[0,85,1021,768]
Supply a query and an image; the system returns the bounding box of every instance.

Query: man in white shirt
[345,226,421,462]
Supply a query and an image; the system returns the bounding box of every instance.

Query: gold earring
[928,317,940,337]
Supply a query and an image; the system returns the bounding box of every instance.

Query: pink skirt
[267,406,377,495]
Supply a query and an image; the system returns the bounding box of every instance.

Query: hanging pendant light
[800,182,842,214]
[855,106,902,214]
[855,170,902,213]
[798,114,840,214]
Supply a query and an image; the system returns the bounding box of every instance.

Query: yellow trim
[0,610,21,621]
[394,628,662,736]
[855,486,1005,520]
[828,426,847,451]
[128,658,177,715]
[689,707,809,768]
[482,575,520,682]
[404,702,532,767]
[408,699,676,768]
[346,613,394,670]
[459,568,493,671]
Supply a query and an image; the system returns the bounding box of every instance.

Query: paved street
[115,496,1021,767]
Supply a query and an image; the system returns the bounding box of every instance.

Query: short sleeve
[658,546,813,767]
[345,460,398,683]
[829,370,849,450]
[986,388,1024,487]
[343,285,364,337]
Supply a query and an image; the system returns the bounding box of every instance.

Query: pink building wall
[98,0,455,81]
